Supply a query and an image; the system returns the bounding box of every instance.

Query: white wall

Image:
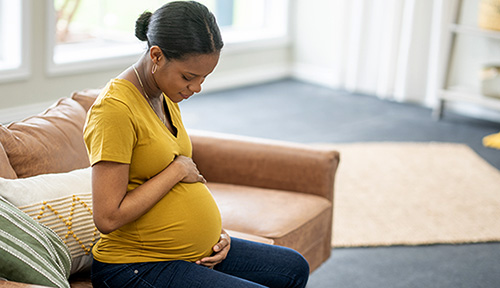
[291,0,435,102]
[290,0,340,89]
[291,0,500,121]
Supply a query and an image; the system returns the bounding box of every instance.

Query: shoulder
[85,80,142,132]
[92,79,139,115]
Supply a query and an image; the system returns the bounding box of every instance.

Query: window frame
[220,0,290,54]
[0,0,30,83]
[45,0,290,76]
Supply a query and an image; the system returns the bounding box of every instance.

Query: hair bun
[135,11,152,41]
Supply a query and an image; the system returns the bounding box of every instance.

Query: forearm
[113,163,184,227]
[92,160,185,234]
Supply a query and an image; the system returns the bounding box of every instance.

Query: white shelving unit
[433,0,500,119]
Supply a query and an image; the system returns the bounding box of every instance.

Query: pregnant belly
[134,182,222,261]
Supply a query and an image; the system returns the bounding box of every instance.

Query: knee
[289,250,310,288]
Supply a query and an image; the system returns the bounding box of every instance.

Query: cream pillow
[0,167,99,275]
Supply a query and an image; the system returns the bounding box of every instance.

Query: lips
[180,93,193,99]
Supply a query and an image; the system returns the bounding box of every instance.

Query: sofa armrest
[190,130,340,202]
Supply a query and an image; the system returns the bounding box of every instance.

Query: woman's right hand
[173,155,207,184]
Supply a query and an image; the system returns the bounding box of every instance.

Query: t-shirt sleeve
[84,97,137,166]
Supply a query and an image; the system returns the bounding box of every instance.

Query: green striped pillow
[0,196,71,288]
[0,167,98,274]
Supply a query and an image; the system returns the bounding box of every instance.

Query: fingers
[213,235,229,252]
[175,156,206,183]
[196,253,224,266]
[199,174,207,184]
[196,234,231,267]
[197,246,228,267]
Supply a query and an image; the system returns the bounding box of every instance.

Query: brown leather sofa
[0,89,340,288]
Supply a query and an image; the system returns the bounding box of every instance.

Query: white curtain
[292,0,454,107]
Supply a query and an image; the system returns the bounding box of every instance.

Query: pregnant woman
[84,1,309,287]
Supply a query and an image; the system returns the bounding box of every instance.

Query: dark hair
[135,1,223,60]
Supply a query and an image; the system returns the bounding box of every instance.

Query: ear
[149,46,163,64]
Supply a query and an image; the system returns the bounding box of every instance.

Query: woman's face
[153,52,220,103]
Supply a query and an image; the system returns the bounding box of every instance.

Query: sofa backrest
[0,97,91,178]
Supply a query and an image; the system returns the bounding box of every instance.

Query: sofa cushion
[0,196,71,288]
[0,168,98,275]
[207,183,332,253]
[225,229,274,245]
[0,98,90,178]
[0,142,16,179]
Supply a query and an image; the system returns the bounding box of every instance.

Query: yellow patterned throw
[0,168,99,275]
[20,193,98,258]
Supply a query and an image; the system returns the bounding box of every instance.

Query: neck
[134,57,162,100]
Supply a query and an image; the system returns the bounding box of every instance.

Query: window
[0,0,29,82]
[47,0,289,75]
[219,0,288,46]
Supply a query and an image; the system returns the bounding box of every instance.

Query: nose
[188,78,205,94]
[188,83,201,93]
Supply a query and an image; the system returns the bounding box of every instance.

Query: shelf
[449,24,500,40]
[438,88,500,111]
[433,0,500,120]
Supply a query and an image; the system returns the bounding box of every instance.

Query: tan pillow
[0,98,90,178]
[0,141,16,179]
[0,167,99,275]
[71,89,100,112]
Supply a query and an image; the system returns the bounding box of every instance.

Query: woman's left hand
[196,230,231,268]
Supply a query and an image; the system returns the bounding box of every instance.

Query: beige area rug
[319,142,500,248]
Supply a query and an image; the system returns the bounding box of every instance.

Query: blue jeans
[91,238,309,288]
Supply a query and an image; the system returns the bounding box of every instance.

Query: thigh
[214,238,310,288]
[91,258,266,288]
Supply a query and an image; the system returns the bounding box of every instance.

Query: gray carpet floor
[182,79,500,288]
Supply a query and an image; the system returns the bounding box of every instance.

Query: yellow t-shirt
[84,79,221,264]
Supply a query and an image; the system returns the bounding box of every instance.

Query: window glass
[54,0,168,45]
[221,0,287,43]
[0,0,22,71]
[0,3,3,62]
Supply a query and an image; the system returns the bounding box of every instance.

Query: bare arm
[91,156,205,234]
